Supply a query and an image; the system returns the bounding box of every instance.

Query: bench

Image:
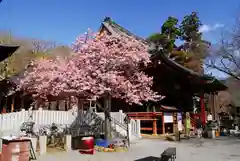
[160,147,176,161]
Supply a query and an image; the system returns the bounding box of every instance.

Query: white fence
[0,109,73,133]
[0,109,141,141]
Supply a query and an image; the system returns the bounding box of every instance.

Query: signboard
[207,114,212,121]
[177,113,183,131]
[164,113,173,123]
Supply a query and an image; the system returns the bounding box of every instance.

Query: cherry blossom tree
[18,32,162,139]
[70,32,161,105]
[18,57,70,101]
[19,32,161,105]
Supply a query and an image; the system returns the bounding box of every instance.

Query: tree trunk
[77,98,84,110]
[77,98,84,125]
[65,100,68,111]
[104,94,112,140]
[56,101,59,110]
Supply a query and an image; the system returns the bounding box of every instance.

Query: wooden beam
[129,118,157,120]
[127,112,162,117]
[141,127,153,131]
[141,127,164,131]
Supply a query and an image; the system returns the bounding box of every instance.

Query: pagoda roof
[0,44,19,62]
[99,17,227,93]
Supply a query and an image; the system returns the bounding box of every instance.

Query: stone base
[39,136,47,155]
[65,135,72,151]
[165,135,176,141]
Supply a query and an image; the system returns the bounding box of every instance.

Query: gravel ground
[36,137,240,161]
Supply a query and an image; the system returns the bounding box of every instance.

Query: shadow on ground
[134,156,160,161]
[179,136,240,146]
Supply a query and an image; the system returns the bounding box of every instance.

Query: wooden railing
[127,112,163,120]
[96,110,141,141]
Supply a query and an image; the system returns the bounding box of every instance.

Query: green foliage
[148,12,210,73]
[179,12,210,60]
[148,33,169,48]
[179,12,202,42]
[161,16,181,41]
[148,16,181,53]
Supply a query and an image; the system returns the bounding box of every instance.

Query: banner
[177,113,183,131]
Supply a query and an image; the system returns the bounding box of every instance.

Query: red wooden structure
[127,105,179,135]
[99,17,227,135]
[127,112,163,135]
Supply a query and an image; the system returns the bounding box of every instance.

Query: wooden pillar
[5,96,8,113]
[173,112,177,133]
[56,101,59,110]
[11,95,15,112]
[200,95,206,126]
[1,96,6,114]
[0,95,2,113]
[213,92,218,121]
[48,102,51,110]
[20,97,24,110]
[153,120,157,135]
[162,113,165,134]
[210,93,215,120]
[65,100,68,111]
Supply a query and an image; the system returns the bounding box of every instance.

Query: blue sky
[0,0,240,78]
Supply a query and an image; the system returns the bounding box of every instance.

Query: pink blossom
[19,32,163,105]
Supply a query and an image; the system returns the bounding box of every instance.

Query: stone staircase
[96,111,141,141]
[97,113,128,138]
[69,109,130,140]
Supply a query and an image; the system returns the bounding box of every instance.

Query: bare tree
[32,39,56,53]
[0,33,56,77]
[205,17,240,80]
[0,32,70,78]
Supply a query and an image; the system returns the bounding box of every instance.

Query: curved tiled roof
[0,44,19,62]
[100,17,147,45]
[100,17,227,92]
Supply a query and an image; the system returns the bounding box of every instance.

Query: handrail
[110,116,127,130]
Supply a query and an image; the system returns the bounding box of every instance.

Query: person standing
[177,113,183,141]
[195,116,202,139]
[185,112,191,139]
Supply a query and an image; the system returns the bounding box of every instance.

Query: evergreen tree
[179,12,210,73]
[148,12,210,73]
[148,16,180,53]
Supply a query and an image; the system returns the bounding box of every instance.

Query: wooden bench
[160,147,176,161]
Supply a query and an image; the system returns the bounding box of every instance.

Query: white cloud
[199,23,224,33]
